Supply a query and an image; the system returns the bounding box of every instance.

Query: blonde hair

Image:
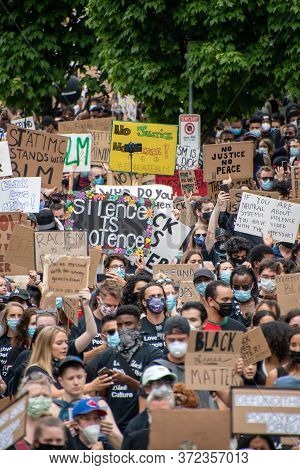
[27,326,67,379]
[0,302,24,336]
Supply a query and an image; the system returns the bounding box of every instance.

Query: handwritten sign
[229,189,279,214]
[185,331,243,391]
[176,145,200,170]
[90,130,111,165]
[63,298,79,326]
[5,225,35,270]
[0,142,12,177]
[11,116,35,129]
[0,177,41,213]
[276,272,300,315]
[203,141,253,182]
[231,387,300,436]
[178,281,199,303]
[43,255,90,298]
[240,327,271,367]
[58,117,113,133]
[0,213,28,275]
[153,264,198,282]
[291,166,300,199]
[155,169,207,197]
[7,125,68,187]
[106,171,155,186]
[109,121,178,175]
[34,231,88,272]
[179,169,198,196]
[207,178,255,205]
[88,246,102,289]
[235,192,300,242]
[62,134,91,172]
[0,393,28,449]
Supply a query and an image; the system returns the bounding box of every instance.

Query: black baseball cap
[193,268,215,284]
[58,356,85,375]
[163,316,190,335]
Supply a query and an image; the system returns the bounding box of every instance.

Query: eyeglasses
[233,285,252,291]
[36,308,57,315]
[110,265,125,269]
[103,329,117,336]
[261,177,274,181]
[194,233,206,238]
[156,278,173,285]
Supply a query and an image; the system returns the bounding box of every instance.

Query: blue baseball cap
[72,398,107,418]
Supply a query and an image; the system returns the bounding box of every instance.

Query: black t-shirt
[0,335,12,378]
[123,409,149,439]
[69,314,104,352]
[140,316,166,350]
[86,344,163,432]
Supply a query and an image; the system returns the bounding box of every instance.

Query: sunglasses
[104,329,117,336]
[233,285,252,291]
[36,308,57,315]
[261,177,274,181]
[156,278,173,284]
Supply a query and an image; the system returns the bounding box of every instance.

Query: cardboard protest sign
[0,177,41,213]
[7,125,68,188]
[207,178,256,205]
[34,231,88,272]
[229,189,279,214]
[143,216,191,272]
[185,331,243,391]
[90,130,111,165]
[153,264,198,282]
[11,116,35,129]
[0,213,28,275]
[291,166,300,199]
[43,255,90,298]
[203,141,253,182]
[231,387,300,436]
[156,169,207,197]
[235,192,300,242]
[106,171,155,186]
[179,169,198,196]
[176,145,200,170]
[149,409,230,450]
[7,276,29,289]
[173,197,197,227]
[109,121,178,175]
[88,246,102,288]
[63,298,79,326]
[67,192,154,257]
[96,184,173,214]
[240,327,271,367]
[178,281,199,303]
[39,295,56,310]
[5,224,35,270]
[0,142,12,177]
[0,393,28,450]
[58,117,113,133]
[62,134,91,172]
[276,272,300,315]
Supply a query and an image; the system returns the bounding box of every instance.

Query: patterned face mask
[98,298,117,316]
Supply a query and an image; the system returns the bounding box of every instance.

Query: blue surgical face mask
[7,319,19,331]
[28,326,36,338]
[261,180,274,191]
[233,289,252,303]
[56,297,63,309]
[166,295,176,312]
[81,171,89,177]
[107,331,120,348]
[219,270,232,285]
[251,129,261,138]
[113,267,125,279]
[230,128,242,136]
[259,147,268,155]
[290,147,300,159]
[195,282,209,296]
[94,176,104,185]
[194,235,206,248]
[39,201,45,210]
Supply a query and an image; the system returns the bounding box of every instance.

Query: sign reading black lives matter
[66,192,155,256]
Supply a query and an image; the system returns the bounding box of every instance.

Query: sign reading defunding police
[43,255,90,298]
[185,331,243,391]
[109,121,178,175]
[7,125,68,188]
[235,192,300,242]
[231,387,300,436]
[203,141,253,182]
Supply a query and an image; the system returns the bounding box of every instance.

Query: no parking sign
[179,114,201,149]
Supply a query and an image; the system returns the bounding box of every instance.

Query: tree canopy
[87,0,300,126]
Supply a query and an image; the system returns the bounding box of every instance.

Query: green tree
[0,0,99,114]
[87,0,300,127]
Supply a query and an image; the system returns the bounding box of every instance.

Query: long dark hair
[11,307,37,349]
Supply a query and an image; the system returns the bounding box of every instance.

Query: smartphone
[282,161,288,172]
[220,183,229,193]
[97,367,112,376]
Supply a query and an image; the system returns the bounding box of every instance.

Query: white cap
[141,365,177,386]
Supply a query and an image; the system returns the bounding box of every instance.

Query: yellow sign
[109,121,178,175]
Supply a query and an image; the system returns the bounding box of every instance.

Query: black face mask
[229,257,246,267]
[35,443,66,451]
[202,211,213,222]
[289,350,300,363]
[213,299,233,317]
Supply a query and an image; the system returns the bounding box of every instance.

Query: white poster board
[0,177,41,212]
[62,134,91,172]
[11,116,35,129]
[179,114,201,149]
[0,142,12,177]
[176,145,200,170]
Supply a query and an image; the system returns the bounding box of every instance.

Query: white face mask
[167,340,188,358]
[82,424,100,443]
[262,122,271,132]
[260,278,276,292]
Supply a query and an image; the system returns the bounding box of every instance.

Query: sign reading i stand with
[179,114,201,149]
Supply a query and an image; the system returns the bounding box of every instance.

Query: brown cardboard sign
[276,272,300,315]
[207,177,255,204]
[7,125,68,188]
[43,255,90,298]
[231,387,300,436]
[149,409,230,450]
[58,117,113,134]
[185,331,243,391]
[63,298,79,326]
[153,264,198,282]
[0,212,29,275]
[203,141,254,182]
[34,231,88,272]
[0,393,28,449]
[88,246,102,288]
[179,169,198,196]
[5,224,35,270]
[229,189,279,214]
[178,281,199,304]
[291,166,300,199]
[240,327,271,367]
[106,171,155,186]
[90,130,111,165]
